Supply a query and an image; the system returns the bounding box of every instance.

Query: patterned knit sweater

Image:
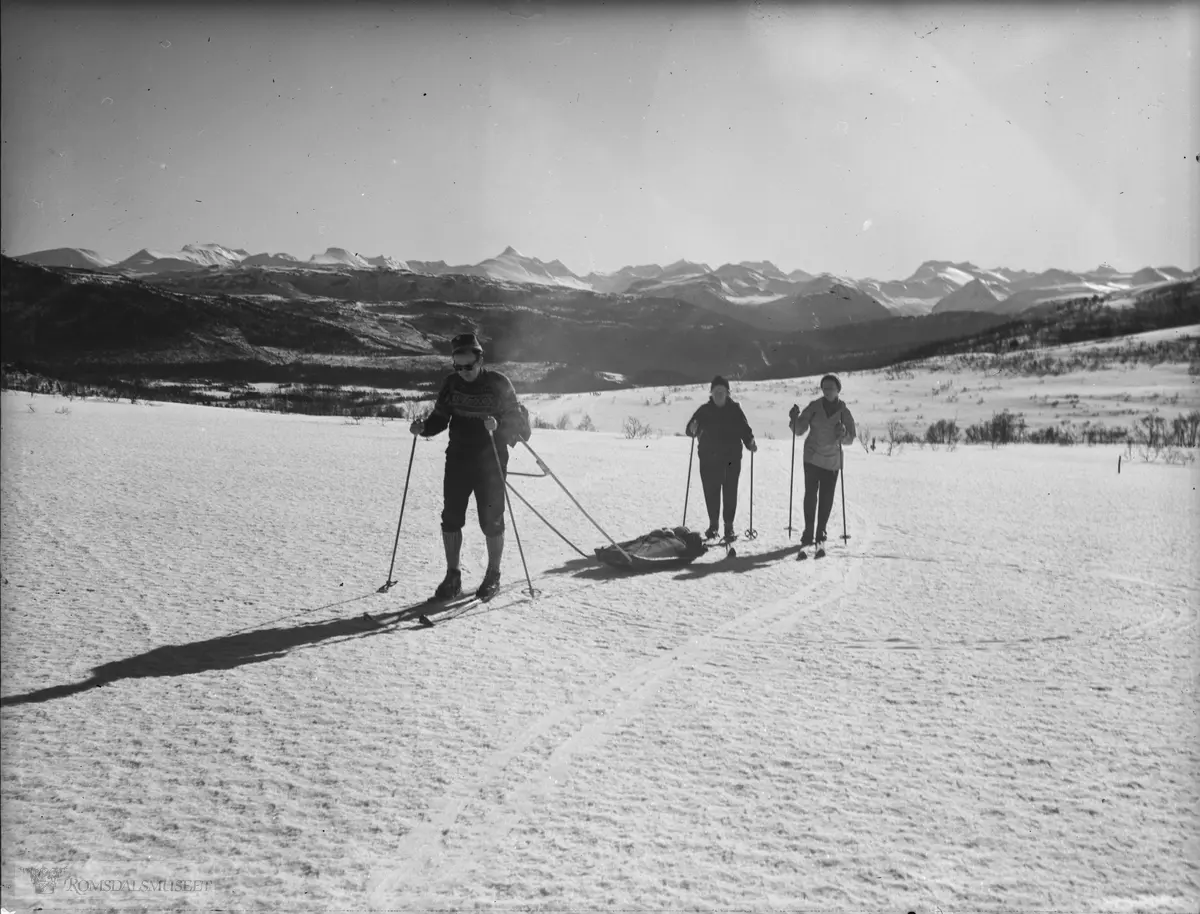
[421,369,531,455]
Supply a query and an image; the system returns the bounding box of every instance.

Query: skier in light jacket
[789,374,856,546]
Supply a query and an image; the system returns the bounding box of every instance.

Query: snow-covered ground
[521,324,1200,445]
[2,336,1198,912]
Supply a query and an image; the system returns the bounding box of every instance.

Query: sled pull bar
[505,480,590,559]
[519,440,632,564]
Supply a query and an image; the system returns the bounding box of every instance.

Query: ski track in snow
[367,502,877,906]
[1,373,1198,913]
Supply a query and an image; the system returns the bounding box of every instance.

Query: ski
[720,533,739,559]
[417,583,509,627]
[417,593,476,627]
[704,532,740,559]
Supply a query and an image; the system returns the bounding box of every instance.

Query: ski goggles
[452,359,481,373]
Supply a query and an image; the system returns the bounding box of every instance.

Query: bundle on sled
[595,526,709,570]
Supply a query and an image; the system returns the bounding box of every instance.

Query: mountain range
[4,242,1198,394]
[14,243,1198,332]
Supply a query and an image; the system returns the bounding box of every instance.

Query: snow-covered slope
[2,339,1196,911]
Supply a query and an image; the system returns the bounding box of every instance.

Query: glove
[836,422,846,439]
[686,420,699,437]
[747,438,758,453]
[788,404,800,421]
[410,418,425,436]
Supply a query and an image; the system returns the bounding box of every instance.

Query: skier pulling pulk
[409,332,531,604]
[384,331,857,611]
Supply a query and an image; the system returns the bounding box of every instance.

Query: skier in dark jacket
[410,332,531,602]
[685,375,757,541]
[789,373,856,547]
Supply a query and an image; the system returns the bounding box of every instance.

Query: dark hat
[450,332,483,355]
[710,374,730,391]
[820,373,842,392]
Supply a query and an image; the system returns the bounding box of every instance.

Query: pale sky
[2,1,1197,278]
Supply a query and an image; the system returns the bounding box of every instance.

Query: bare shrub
[623,416,656,439]
[924,418,960,447]
[857,423,872,454]
[1163,447,1196,466]
[884,419,917,455]
[963,410,1026,447]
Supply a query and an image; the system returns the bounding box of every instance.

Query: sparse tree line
[880,337,1199,380]
[899,281,1199,364]
[866,409,1198,464]
[4,365,1197,464]
[0,367,438,419]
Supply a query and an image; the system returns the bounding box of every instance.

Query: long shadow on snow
[0,592,444,707]
[538,547,801,581]
[538,555,639,581]
[670,544,800,580]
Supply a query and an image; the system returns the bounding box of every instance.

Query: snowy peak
[660,259,712,281]
[476,246,589,289]
[932,278,1002,314]
[737,260,790,281]
[114,248,208,273]
[1129,267,1177,286]
[905,260,978,288]
[366,255,410,271]
[543,259,576,279]
[242,252,301,267]
[14,247,115,270]
[309,248,371,268]
[179,243,246,268]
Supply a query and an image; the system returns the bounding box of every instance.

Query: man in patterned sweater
[410,332,531,602]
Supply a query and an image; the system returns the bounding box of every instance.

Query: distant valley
[3,244,1197,394]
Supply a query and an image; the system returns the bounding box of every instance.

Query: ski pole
[490,430,536,598]
[745,447,758,540]
[787,405,798,538]
[378,432,418,593]
[682,431,696,527]
[839,442,850,543]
